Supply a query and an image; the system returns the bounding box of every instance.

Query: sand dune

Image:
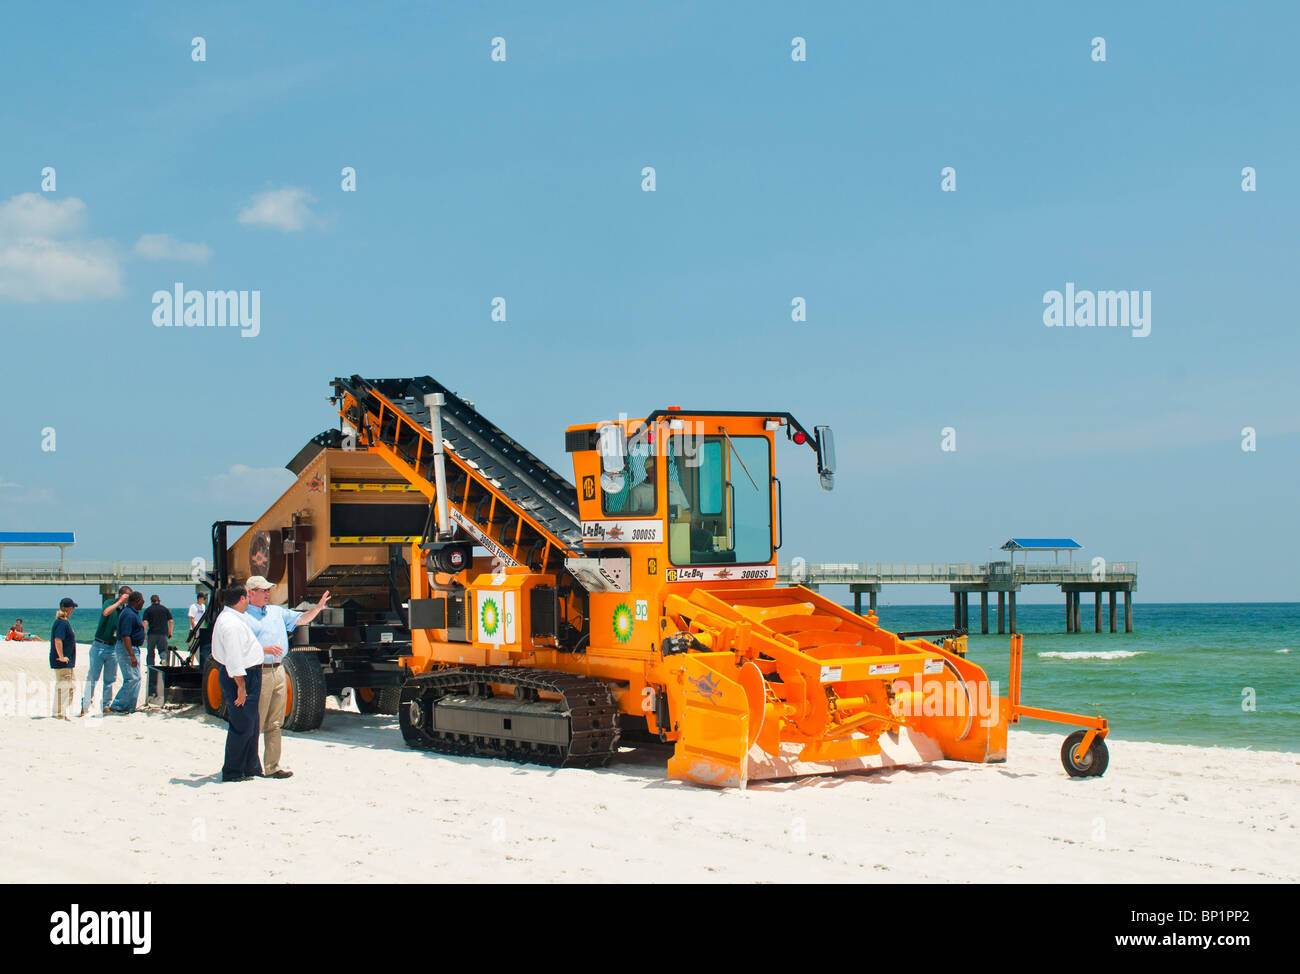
[2,642,1295,883]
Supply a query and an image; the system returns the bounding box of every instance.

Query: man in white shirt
[243,576,331,780]
[210,583,266,782]
[188,592,207,632]
[629,455,689,515]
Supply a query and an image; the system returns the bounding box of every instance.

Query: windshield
[667,434,771,565]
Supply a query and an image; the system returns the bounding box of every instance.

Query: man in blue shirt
[109,591,147,714]
[242,576,331,779]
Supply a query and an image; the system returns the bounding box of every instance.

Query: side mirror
[596,423,626,494]
[815,426,835,491]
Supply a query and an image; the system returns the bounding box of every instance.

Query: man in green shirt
[81,585,130,716]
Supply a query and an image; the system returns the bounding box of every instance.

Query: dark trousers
[217,664,263,780]
[146,632,170,667]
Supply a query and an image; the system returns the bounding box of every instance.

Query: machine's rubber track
[399,667,621,769]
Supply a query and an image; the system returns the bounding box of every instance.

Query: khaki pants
[54,669,76,719]
[258,663,288,774]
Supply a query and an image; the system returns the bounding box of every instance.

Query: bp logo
[481,598,501,638]
[612,602,634,644]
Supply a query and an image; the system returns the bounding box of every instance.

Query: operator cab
[567,410,835,572]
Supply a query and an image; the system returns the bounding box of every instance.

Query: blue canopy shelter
[0,531,75,568]
[1000,538,1081,570]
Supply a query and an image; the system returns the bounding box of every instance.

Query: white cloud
[0,194,123,302]
[133,233,213,263]
[0,194,86,237]
[237,188,317,232]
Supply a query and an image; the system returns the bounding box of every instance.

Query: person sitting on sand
[6,618,39,641]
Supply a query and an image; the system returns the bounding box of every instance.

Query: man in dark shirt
[142,595,173,668]
[50,598,78,720]
[82,586,129,716]
[109,592,147,714]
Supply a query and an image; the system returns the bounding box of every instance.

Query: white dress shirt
[629,476,689,513]
[210,606,265,677]
[188,602,206,626]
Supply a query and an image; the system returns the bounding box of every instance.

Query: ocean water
[4,605,196,653]
[7,602,1297,752]
[869,602,1299,753]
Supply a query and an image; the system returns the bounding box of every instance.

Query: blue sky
[1,1,1297,608]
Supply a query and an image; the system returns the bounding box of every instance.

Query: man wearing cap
[50,598,79,720]
[210,583,265,782]
[243,576,331,780]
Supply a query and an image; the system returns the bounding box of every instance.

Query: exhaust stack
[424,393,453,540]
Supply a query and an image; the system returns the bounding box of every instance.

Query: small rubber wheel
[1061,730,1109,778]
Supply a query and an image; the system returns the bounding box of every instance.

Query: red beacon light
[792,430,807,445]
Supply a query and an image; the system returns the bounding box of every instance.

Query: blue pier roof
[1001,538,1081,551]
[0,532,75,545]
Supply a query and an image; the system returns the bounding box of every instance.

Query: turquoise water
[7,602,1297,752]
[870,602,1299,753]
[5,605,195,653]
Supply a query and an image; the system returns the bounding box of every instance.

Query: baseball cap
[59,597,78,609]
[245,576,274,591]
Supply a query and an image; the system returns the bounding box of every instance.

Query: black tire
[398,678,426,748]
[1061,730,1109,778]
[201,656,228,722]
[282,652,327,732]
[354,686,401,715]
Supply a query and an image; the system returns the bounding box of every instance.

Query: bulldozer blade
[664,653,754,788]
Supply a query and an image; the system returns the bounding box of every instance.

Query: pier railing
[777,561,1138,584]
[0,560,196,584]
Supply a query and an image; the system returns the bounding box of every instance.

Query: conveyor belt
[332,376,585,567]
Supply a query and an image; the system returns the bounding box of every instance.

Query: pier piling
[775,561,1136,635]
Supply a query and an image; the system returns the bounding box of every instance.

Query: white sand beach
[2,641,1296,884]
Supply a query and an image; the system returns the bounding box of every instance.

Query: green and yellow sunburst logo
[612,602,634,644]
[480,597,500,637]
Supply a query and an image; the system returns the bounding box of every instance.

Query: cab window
[603,441,655,515]
[668,434,771,565]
